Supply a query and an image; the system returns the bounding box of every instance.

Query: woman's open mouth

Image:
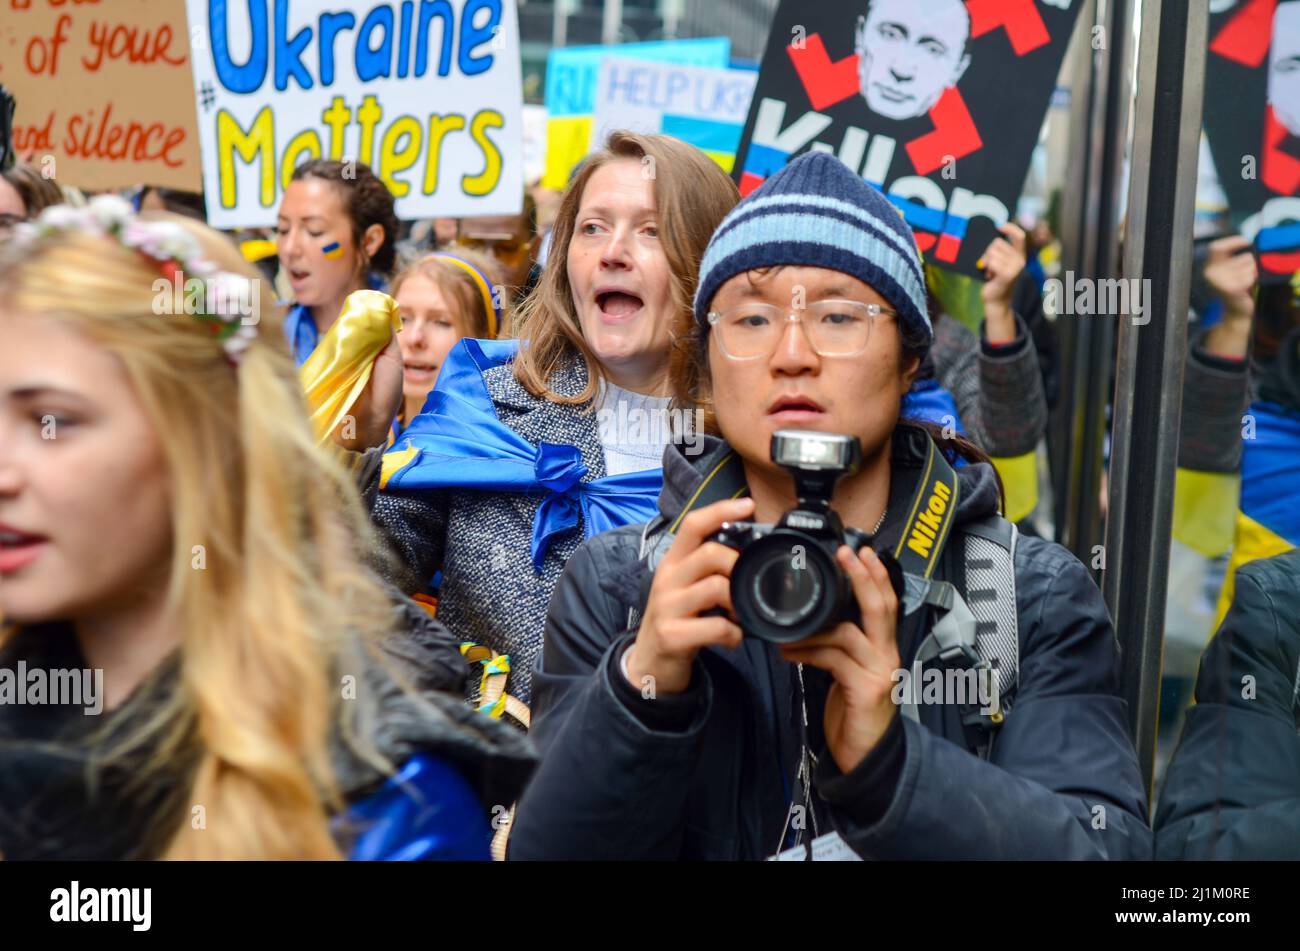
[595,289,645,324]
[0,525,48,575]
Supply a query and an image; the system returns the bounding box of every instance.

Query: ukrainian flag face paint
[277,180,366,309]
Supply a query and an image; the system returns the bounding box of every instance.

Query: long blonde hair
[0,212,397,859]
[511,131,739,409]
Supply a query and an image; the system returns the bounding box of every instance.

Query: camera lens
[731,531,842,643]
[752,547,823,627]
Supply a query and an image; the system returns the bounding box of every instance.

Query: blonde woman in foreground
[0,197,533,861]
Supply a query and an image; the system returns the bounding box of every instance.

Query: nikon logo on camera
[905,480,952,559]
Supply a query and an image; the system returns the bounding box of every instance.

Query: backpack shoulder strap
[626,515,670,632]
[957,515,1020,710]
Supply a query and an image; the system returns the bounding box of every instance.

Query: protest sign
[734,0,1082,278]
[183,0,524,228]
[522,102,547,184]
[542,36,729,189]
[1203,0,1300,283]
[0,0,201,191]
[592,58,757,173]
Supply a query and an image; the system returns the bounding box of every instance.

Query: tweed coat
[370,349,611,707]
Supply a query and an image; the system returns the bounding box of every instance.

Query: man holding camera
[510,152,1150,860]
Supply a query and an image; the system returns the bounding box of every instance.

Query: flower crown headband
[9,194,259,364]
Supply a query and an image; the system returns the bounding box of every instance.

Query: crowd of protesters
[0,126,1295,861]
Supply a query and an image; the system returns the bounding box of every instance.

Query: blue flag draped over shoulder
[381,338,663,571]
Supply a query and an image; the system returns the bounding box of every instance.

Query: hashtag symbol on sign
[199,82,216,111]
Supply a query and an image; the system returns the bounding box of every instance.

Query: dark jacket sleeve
[815,538,1153,859]
[333,592,537,812]
[369,488,450,595]
[509,532,715,860]
[1178,332,1252,473]
[1154,553,1300,859]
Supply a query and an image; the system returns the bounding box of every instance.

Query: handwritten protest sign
[734,0,1082,278]
[542,36,729,189]
[1203,0,1300,283]
[592,59,756,173]
[0,0,201,191]
[184,0,524,228]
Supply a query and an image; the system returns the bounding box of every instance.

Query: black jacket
[1154,549,1300,859]
[0,594,535,860]
[510,433,1151,860]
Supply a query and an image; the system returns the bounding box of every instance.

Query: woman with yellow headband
[389,248,503,441]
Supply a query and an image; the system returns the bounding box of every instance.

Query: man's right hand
[624,497,755,695]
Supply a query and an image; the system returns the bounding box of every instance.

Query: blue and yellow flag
[1214,400,1300,627]
[381,338,663,571]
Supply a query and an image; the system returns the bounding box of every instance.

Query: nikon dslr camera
[713,431,900,644]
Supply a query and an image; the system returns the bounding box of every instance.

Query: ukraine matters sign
[185,0,524,228]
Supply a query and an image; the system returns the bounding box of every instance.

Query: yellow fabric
[543,116,593,190]
[380,443,417,490]
[990,451,1038,523]
[1213,511,1295,631]
[1171,469,1239,558]
[1038,241,1061,271]
[240,238,278,263]
[460,642,493,664]
[467,646,512,719]
[299,289,401,443]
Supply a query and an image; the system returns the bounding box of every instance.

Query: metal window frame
[1103,0,1209,797]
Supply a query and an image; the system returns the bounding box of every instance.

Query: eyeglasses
[706,300,896,360]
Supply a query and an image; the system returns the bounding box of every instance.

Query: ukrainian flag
[1213,401,1300,628]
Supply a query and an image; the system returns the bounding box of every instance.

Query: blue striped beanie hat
[693,151,931,347]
